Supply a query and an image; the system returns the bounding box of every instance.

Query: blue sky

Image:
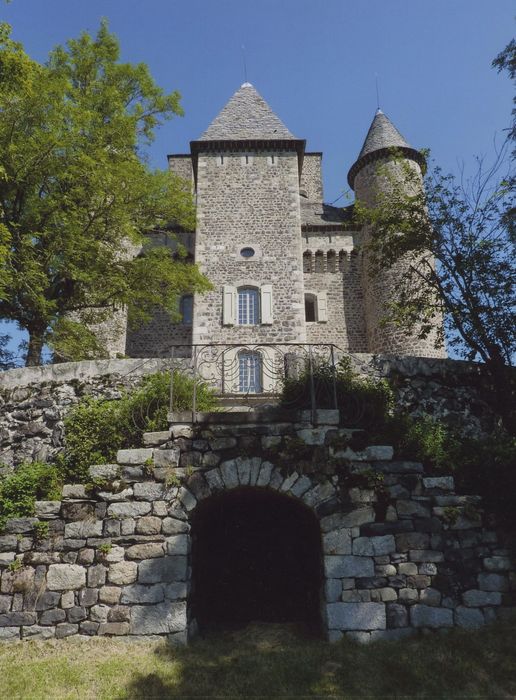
[1,0,514,362]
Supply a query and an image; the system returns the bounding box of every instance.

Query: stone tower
[189,83,307,348]
[348,110,445,357]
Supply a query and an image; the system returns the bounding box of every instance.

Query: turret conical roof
[199,83,296,141]
[348,109,425,189]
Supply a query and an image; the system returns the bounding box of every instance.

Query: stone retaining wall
[0,354,500,468]
[0,410,513,643]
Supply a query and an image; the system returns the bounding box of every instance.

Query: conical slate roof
[348,109,424,189]
[199,83,295,141]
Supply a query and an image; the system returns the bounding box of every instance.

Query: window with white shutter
[260,284,273,324]
[222,285,237,325]
[316,291,328,322]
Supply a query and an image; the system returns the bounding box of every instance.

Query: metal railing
[168,343,343,423]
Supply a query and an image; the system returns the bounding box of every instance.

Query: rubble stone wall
[0,411,513,644]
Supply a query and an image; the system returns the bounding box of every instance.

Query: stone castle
[119,82,445,367]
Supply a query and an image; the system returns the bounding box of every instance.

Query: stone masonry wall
[192,150,307,345]
[0,410,513,644]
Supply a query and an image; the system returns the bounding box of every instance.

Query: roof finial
[241,45,250,87]
[375,73,382,114]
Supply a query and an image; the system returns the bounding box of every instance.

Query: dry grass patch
[0,618,515,699]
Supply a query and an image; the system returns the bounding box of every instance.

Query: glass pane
[239,352,262,393]
[238,288,258,325]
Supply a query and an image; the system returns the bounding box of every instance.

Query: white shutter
[222,285,237,325]
[260,284,273,324]
[317,291,328,322]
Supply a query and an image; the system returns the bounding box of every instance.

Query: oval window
[240,247,255,258]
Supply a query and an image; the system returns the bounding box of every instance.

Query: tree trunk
[25,327,45,366]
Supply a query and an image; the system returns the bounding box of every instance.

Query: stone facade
[0,410,513,644]
[124,84,446,360]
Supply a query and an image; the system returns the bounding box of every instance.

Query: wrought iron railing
[167,343,343,422]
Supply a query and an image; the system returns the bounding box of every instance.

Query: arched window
[314,251,324,273]
[238,351,262,393]
[303,251,312,273]
[305,293,317,322]
[327,250,336,273]
[238,287,259,325]
[180,295,193,325]
[339,250,347,271]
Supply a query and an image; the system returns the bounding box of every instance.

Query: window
[223,285,273,325]
[305,294,317,322]
[238,287,259,325]
[327,250,336,273]
[240,247,255,258]
[238,352,262,393]
[314,251,324,273]
[180,295,193,325]
[303,251,312,273]
[304,292,328,323]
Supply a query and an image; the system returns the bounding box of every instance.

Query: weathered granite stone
[131,601,187,635]
[4,518,38,534]
[99,586,121,604]
[166,535,190,556]
[64,521,103,538]
[90,604,110,623]
[162,517,189,536]
[67,606,87,623]
[35,501,61,517]
[87,564,107,587]
[0,611,36,626]
[47,564,86,590]
[422,476,454,491]
[386,603,408,628]
[353,535,395,556]
[89,464,120,481]
[116,448,154,465]
[462,590,502,607]
[177,488,197,512]
[483,556,512,572]
[327,602,386,630]
[78,588,99,607]
[165,583,188,600]
[455,606,484,628]
[39,608,66,625]
[22,625,55,639]
[121,584,164,604]
[108,561,138,585]
[98,622,130,636]
[409,550,444,563]
[477,573,509,592]
[410,605,453,627]
[324,556,374,578]
[153,449,181,467]
[133,483,165,501]
[138,556,188,583]
[107,502,151,519]
[204,468,224,492]
[419,588,441,606]
[126,543,164,560]
[135,517,162,535]
[323,528,352,555]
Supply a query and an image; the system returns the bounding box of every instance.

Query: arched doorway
[190,487,323,634]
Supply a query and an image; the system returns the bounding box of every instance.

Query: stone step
[143,431,171,446]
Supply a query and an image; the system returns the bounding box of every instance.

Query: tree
[0,22,210,366]
[493,37,516,146]
[355,146,515,428]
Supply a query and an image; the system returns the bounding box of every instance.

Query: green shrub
[280,357,394,429]
[61,370,217,483]
[0,461,62,530]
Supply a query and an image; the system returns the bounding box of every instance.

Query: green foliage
[280,357,394,429]
[0,21,211,365]
[60,370,217,483]
[7,558,22,573]
[0,461,61,529]
[98,542,112,555]
[33,520,50,540]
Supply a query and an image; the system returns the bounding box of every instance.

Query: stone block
[143,431,171,446]
[395,532,430,552]
[353,535,395,556]
[98,622,130,636]
[61,591,75,608]
[34,501,61,517]
[99,586,121,605]
[410,605,453,628]
[220,460,240,489]
[47,564,86,590]
[0,536,18,552]
[4,518,38,534]
[39,608,66,625]
[323,528,352,555]
[166,535,190,556]
[477,573,509,592]
[325,579,342,603]
[178,488,197,512]
[22,625,55,639]
[108,561,138,585]
[0,611,36,626]
[135,516,162,535]
[386,603,408,628]
[419,588,441,607]
[133,483,165,501]
[121,584,164,604]
[138,556,188,584]
[204,469,224,492]
[62,485,88,499]
[89,464,120,481]
[56,622,79,639]
[131,601,187,635]
[154,448,181,468]
[398,562,418,575]
[324,555,374,579]
[326,602,386,631]
[107,502,151,519]
[162,517,189,536]
[320,508,375,532]
[90,604,110,623]
[88,564,107,587]
[455,606,484,628]
[366,446,393,461]
[422,476,454,491]
[370,587,397,602]
[289,475,312,498]
[116,448,154,465]
[397,500,431,518]
[376,461,424,474]
[80,621,100,635]
[64,520,103,538]
[126,543,164,560]
[165,583,188,600]
[398,588,418,604]
[68,606,87,623]
[409,550,444,563]
[483,556,512,572]
[78,588,99,607]
[462,590,502,607]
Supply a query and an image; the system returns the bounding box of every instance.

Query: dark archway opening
[190,487,323,635]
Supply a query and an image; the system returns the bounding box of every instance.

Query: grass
[0,619,515,699]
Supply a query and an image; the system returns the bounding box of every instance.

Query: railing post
[309,345,317,424]
[169,346,175,416]
[192,345,198,423]
[331,345,338,411]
